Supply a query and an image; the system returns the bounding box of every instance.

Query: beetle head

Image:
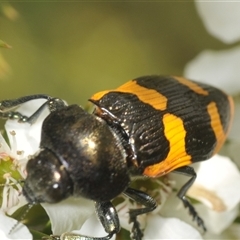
[23,149,73,204]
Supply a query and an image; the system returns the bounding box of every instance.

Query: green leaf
[29,229,48,240]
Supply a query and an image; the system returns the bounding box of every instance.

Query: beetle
[0,75,234,240]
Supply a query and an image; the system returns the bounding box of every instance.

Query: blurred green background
[0,2,227,107]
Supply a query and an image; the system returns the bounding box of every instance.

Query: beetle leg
[42,236,60,240]
[174,166,207,232]
[42,232,114,240]
[0,94,67,124]
[95,201,120,238]
[0,94,50,110]
[123,187,157,240]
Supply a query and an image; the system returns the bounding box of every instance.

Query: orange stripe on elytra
[91,80,167,111]
[173,76,209,96]
[143,113,192,177]
[91,90,112,102]
[207,101,227,154]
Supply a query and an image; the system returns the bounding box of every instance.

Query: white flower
[0,99,49,216]
[42,197,95,236]
[4,99,48,157]
[195,1,240,44]
[157,155,240,240]
[0,100,49,239]
[0,135,30,238]
[144,215,202,240]
[0,133,27,216]
[188,155,240,236]
[67,212,116,240]
[0,209,32,240]
[184,46,240,96]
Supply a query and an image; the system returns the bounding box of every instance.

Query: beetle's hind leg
[0,94,67,124]
[174,166,207,232]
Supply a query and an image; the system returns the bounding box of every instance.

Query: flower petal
[188,155,240,212]
[205,222,240,239]
[42,197,95,235]
[184,46,240,95]
[5,99,49,157]
[187,155,240,234]
[72,213,115,239]
[0,133,11,156]
[1,180,27,215]
[221,222,240,239]
[0,210,32,240]
[195,1,240,43]
[116,200,133,232]
[143,215,202,239]
[193,203,239,235]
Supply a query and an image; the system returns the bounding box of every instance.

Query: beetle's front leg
[0,94,67,124]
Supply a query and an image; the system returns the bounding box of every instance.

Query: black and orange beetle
[0,75,234,240]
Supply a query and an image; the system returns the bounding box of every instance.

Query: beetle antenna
[9,203,33,235]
